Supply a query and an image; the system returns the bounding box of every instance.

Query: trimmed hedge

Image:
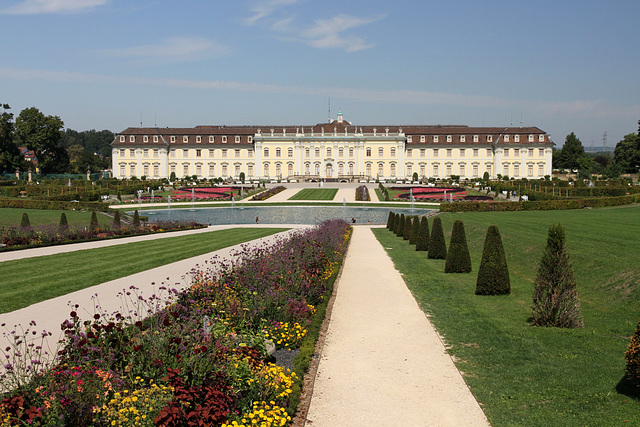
[440,193,640,212]
[475,225,510,295]
[444,219,472,273]
[427,216,447,259]
[415,216,429,251]
[0,198,110,212]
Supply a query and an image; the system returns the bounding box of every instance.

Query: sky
[1,0,639,149]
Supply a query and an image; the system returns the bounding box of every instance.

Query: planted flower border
[0,219,351,426]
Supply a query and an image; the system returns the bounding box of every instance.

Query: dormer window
[407,135,412,143]
[529,134,534,142]
[196,136,202,143]
[487,135,493,142]
[170,136,176,143]
[460,135,466,143]
[420,135,425,142]
[143,135,148,142]
[248,136,253,143]
[153,136,158,142]
[183,136,188,143]
[514,135,520,142]
[129,136,135,142]
[222,136,228,143]
[209,136,214,142]
[446,135,452,142]
[235,136,241,143]
[473,135,479,142]
[539,134,545,142]
[120,135,125,142]
[434,135,439,143]
[504,135,510,142]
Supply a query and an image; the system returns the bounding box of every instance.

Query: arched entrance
[326,163,333,178]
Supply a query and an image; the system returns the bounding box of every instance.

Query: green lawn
[0,208,108,228]
[0,227,287,313]
[288,188,338,200]
[373,206,640,426]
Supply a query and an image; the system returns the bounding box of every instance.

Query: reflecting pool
[137,206,435,225]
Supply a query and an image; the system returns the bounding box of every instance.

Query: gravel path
[304,226,490,426]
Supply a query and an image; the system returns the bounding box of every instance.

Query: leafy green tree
[416,216,430,251]
[555,132,586,171]
[444,219,472,273]
[614,132,640,173]
[21,212,31,227]
[0,103,22,173]
[15,107,69,174]
[531,224,583,328]
[409,216,420,244]
[427,216,447,259]
[482,171,490,182]
[475,225,510,295]
[412,172,419,181]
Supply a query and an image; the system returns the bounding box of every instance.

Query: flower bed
[251,186,286,201]
[0,220,204,251]
[392,187,492,201]
[0,220,351,426]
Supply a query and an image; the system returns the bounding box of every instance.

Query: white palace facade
[111,112,554,182]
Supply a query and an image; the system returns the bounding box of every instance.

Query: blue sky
[1,0,639,149]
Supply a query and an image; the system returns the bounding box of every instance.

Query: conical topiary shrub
[444,219,472,273]
[132,210,141,228]
[475,225,510,295]
[416,216,430,251]
[531,224,583,328]
[386,211,394,230]
[112,210,121,230]
[89,211,99,232]
[427,216,447,259]
[391,212,398,233]
[59,212,68,229]
[20,212,30,227]
[396,214,405,237]
[409,216,420,245]
[403,215,412,240]
[624,316,640,391]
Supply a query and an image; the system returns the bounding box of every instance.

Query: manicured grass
[0,228,287,313]
[0,208,107,228]
[288,188,338,200]
[372,206,640,426]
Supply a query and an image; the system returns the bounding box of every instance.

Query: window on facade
[378,163,383,176]
[433,164,439,176]
[460,135,466,143]
[539,164,544,175]
[288,163,293,175]
[390,148,396,157]
[473,149,478,157]
[366,148,371,157]
[529,149,534,156]
[434,135,439,143]
[504,148,510,157]
[487,148,492,156]
[514,164,519,176]
[209,149,215,157]
[339,147,344,157]
[315,148,321,157]
[349,148,354,157]
[487,164,492,176]
[235,136,240,143]
[459,149,465,157]
[196,164,202,176]
[264,164,269,176]
[315,163,320,175]
[264,148,269,157]
[130,149,135,157]
[130,164,136,176]
[378,148,384,157]
[222,149,227,158]
[433,149,439,157]
[407,149,412,157]
[222,165,228,176]
[420,149,426,157]
[196,136,201,143]
[406,164,412,176]
[143,149,149,158]
[503,164,509,176]
[196,149,201,157]
[305,148,310,157]
[183,136,188,143]
[288,148,293,157]
[528,164,534,176]
[420,135,425,142]
[183,149,188,157]
[276,164,282,176]
[275,148,281,157]
[420,164,425,176]
[459,164,465,176]
[235,149,241,158]
[235,165,241,176]
[305,163,310,174]
[153,149,159,158]
[170,164,176,174]
[120,164,125,175]
[366,163,372,176]
[446,149,452,157]
[446,164,452,176]
[390,163,396,176]
[120,149,125,157]
[222,136,228,143]
[326,148,332,157]
[539,148,545,156]
[514,149,519,156]
[339,163,344,175]
[183,164,189,176]
[248,149,254,157]
[248,164,253,176]
[209,164,215,176]
[473,164,478,176]
[348,163,354,174]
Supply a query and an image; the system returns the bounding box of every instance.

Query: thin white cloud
[246,0,299,26]
[104,37,231,63]
[1,66,634,120]
[301,14,380,52]
[0,0,108,14]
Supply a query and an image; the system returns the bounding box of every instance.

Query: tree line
[0,103,114,175]
[553,119,640,179]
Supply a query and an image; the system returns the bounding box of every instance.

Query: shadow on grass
[616,376,640,401]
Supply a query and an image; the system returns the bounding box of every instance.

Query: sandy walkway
[305,226,489,426]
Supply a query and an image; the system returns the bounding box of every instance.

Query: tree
[531,224,583,328]
[555,132,586,171]
[427,216,447,259]
[403,215,412,240]
[386,211,394,230]
[59,212,68,229]
[412,172,419,181]
[112,210,121,230]
[416,216,430,251]
[89,211,99,232]
[0,103,22,174]
[475,225,510,295]
[15,107,69,174]
[444,219,472,273]
[613,133,640,173]
[239,172,245,183]
[396,213,405,237]
[624,315,640,389]
[21,212,30,227]
[409,216,420,244]
[132,210,141,228]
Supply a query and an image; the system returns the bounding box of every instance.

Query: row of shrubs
[0,219,351,426]
[250,186,286,201]
[0,198,110,212]
[355,185,370,201]
[378,183,390,201]
[440,193,640,212]
[1,211,200,251]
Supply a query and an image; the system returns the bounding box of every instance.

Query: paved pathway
[305,226,489,426]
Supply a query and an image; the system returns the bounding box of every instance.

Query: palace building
[111,111,554,181]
